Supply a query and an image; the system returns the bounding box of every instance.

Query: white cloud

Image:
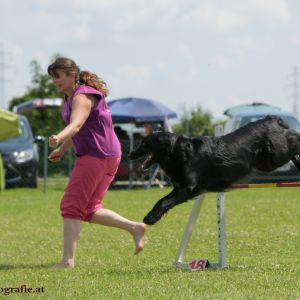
[174,44,198,77]
[116,62,167,80]
[291,36,300,46]
[50,0,292,37]
[117,64,154,79]
[71,0,137,9]
[227,36,272,58]
[185,4,243,31]
[208,35,274,71]
[113,0,180,33]
[76,22,90,40]
[0,42,29,107]
[246,0,290,22]
[181,0,291,32]
[45,21,90,43]
[212,55,234,70]
[176,44,194,60]
[1,0,299,117]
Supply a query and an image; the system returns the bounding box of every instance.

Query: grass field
[0,181,299,299]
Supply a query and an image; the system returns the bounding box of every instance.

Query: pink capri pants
[60,155,121,221]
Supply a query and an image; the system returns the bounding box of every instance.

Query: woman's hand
[49,135,60,148]
[48,147,64,163]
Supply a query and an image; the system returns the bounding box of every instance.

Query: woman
[47,57,146,268]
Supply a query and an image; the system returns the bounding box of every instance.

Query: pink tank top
[62,85,121,158]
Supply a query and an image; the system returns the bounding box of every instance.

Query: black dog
[129,116,300,225]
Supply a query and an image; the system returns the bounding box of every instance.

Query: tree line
[8,57,224,175]
[9,58,223,138]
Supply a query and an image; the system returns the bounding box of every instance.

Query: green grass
[0,182,299,299]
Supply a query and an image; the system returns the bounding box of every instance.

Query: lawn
[0,181,299,299]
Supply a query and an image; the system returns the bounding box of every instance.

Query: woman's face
[52,69,76,94]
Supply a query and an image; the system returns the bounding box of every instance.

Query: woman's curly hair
[47,57,109,97]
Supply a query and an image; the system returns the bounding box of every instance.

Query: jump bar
[231,182,300,189]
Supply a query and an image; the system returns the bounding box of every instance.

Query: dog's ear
[191,138,204,151]
[158,137,173,154]
[182,141,194,154]
[174,137,195,161]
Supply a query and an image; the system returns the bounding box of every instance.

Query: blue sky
[1,0,300,120]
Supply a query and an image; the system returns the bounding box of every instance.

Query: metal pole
[293,66,299,119]
[129,122,134,189]
[43,137,48,194]
[175,194,205,264]
[217,192,227,268]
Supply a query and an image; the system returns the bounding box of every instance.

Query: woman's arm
[49,94,94,148]
[48,138,73,162]
[59,138,74,153]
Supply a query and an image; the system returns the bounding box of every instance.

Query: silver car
[223,103,300,183]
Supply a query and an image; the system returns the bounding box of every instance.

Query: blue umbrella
[107,97,177,122]
[107,97,177,188]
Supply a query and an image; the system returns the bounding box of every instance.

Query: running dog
[129,116,300,225]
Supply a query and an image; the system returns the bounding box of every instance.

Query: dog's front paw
[143,210,164,225]
[143,215,157,225]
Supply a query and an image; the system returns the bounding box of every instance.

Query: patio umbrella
[107,97,177,122]
[107,97,177,188]
[0,108,20,141]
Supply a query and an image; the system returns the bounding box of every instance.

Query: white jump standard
[175,193,227,271]
[175,182,300,271]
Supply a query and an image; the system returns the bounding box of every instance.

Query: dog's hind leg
[291,154,300,170]
[287,131,300,170]
[143,187,200,225]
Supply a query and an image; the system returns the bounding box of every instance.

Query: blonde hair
[47,57,109,97]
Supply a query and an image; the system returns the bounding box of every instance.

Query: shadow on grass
[0,263,53,271]
[0,262,265,273]
[104,265,175,276]
[96,263,231,276]
[222,265,270,272]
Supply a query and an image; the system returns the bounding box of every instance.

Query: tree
[173,104,215,136]
[7,56,72,176]
[8,59,64,137]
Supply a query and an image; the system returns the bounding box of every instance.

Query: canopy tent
[13,98,62,114]
[107,97,177,188]
[107,97,177,123]
[0,108,20,141]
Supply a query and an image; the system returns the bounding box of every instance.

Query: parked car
[0,115,39,187]
[223,102,300,183]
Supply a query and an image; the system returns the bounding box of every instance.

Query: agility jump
[175,182,300,271]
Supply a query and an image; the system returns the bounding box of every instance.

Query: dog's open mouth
[141,154,154,170]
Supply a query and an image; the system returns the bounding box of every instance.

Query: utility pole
[182,105,190,136]
[293,66,299,119]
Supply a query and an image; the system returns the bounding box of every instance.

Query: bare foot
[132,223,146,255]
[52,260,75,269]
